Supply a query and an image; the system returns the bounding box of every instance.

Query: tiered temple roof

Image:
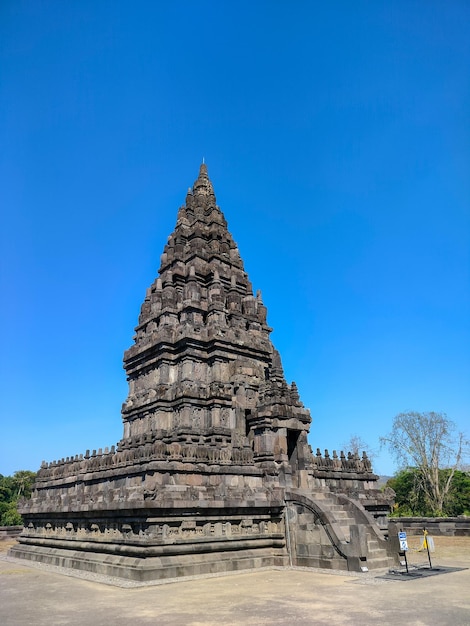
[120,164,311,470]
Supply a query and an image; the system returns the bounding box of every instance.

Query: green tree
[445,469,470,516]
[381,411,468,515]
[11,470,36,499]
[0,470,36,526]
[387,468,470,516]
[0,475,15,502]
[1,502,23,526]
[387,469,427,516]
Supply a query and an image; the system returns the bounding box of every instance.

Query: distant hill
[377,475,392,487]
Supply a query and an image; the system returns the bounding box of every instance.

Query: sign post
[423,528,433,569]
[398,531,409,573]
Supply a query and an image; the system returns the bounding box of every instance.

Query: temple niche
[11,164,394,581]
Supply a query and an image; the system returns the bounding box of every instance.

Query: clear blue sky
[1,1,469,477]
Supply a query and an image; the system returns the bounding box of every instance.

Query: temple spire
[192,162,215,201]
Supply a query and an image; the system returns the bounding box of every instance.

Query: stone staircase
[364,530,392,569]
[285,489,393,571]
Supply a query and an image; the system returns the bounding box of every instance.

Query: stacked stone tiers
[16,450,287,581]
[121,164,274,450]
[31,443,377,492]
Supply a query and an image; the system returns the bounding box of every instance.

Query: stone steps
[316,494,392,568]
[290,489,392,570]
[364,532,393,569]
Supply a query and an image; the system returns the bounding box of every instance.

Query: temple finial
[193,161,213,198]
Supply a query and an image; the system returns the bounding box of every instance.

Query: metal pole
[403,549,409,574]
[424,527,433,569]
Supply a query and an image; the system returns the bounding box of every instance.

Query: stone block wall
[285,503,348,570]
[0,526,23,540]
[388,517,470,537]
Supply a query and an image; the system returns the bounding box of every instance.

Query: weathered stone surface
[11,164,394,579]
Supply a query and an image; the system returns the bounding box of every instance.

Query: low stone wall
[0,526,23,541]
[388,517,470,537]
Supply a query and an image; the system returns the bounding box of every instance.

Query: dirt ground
[1,535,469,626]
[0,539,21,554]
[398,534,470,560]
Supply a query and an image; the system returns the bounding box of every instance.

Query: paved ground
[1,536,469,625]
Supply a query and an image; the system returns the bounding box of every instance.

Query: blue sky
[1,1,469,477]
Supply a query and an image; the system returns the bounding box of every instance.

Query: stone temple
[12,165,394,580]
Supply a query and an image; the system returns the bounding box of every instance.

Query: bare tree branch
[380,411,469,514]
